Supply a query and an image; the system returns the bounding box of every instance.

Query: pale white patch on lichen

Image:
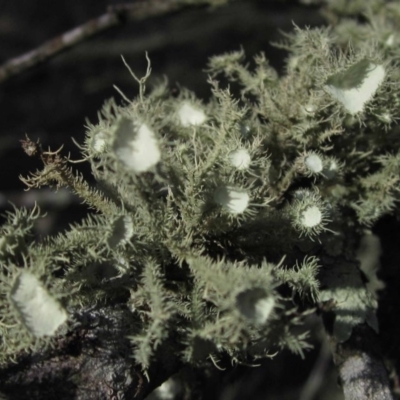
[305,154,323,173]
[325,60,385,114]
[108,215,134,247]
[92,131,107,153]
[214,186,249,214]
[10,271,67,337]
[385,34,395,47]
[253,297,275,324]
[229,148,251,170]
[301,103,317,116]
[113,118,161,173]
[177,102,206,126]
[300,205,322,228]
[236,288,275,325]
[328,159,338,171]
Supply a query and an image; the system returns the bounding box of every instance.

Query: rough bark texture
[339,352,393,400]
[0,304,181,400]
[316,216,396,400]
[324,314,394,400]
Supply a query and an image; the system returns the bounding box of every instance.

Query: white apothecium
[300,205,322,228]
[177,102,207,127]
[229,148,251,170]
[290,189,332,239]
[113,118,161,173]
[10,271,67,337]
[304,153,323,174]
[91,131,107,153]
[253,297,275,324]
[324,59,385,115]
[236,288,275,325]
[214,186,249,214]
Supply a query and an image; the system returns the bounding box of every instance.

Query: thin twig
[0,0,185,84]
[0,13,119,84]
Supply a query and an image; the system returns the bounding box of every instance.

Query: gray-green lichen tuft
[2,0,400,373]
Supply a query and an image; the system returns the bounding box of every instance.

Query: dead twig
[0,0,188,84]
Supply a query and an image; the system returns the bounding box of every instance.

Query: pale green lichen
[2,0,400,376]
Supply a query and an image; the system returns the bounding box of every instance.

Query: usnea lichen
[1,1,400,381]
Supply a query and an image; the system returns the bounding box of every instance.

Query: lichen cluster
[1,0,399,377]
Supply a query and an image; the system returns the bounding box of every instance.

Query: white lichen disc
[325,61,385,115]
[214,186,249,214]
[177,102,206,126]
[10,271,67,337]
[301,205,322,228]
[113,119,161,173]
[229,149,251,170]
[305,154,323,173]
[253,297,275,324]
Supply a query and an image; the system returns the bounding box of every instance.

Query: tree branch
[333,325,394,400]
[0,0,193,84]
[319,255,395,400]
[0,304,182,400]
